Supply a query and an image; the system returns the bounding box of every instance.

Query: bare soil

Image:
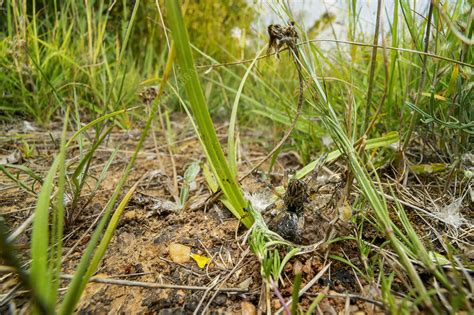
[1,117,472,314]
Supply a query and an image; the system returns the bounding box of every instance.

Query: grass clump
[0,0,472,314]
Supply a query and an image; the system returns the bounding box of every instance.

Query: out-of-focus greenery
[107,0,255,62]
[0,0,255,124]
[177,1,254,59]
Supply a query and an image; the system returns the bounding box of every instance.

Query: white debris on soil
[245,189,275,213]
[0,150,22,165]
[22,120,36,132]
[433,197,466,229]
[63,192,72,207]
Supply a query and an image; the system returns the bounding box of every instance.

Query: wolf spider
[267,21,299,57]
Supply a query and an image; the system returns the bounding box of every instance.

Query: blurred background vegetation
[0,0,472,163]
[0,0,255,124]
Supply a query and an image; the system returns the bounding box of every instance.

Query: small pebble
[168,243,191,263]
[214,293,227,306]
[241,301,257,315]
[238,277,253,290]
[124,210,139,221]
[293,259,303,275]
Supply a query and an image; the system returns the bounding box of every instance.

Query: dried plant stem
[58,274,246,293]
[240,46,304,181]
[196,39,473,70]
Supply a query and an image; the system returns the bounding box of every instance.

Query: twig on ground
[6,214,34,243]
[0,284,21,307]
[193,275,221,314]
[200,248,250,314]
[59,274,247,293]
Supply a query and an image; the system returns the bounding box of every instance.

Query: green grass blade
[166,0,253,228]
[306,292,326,315]
[0,216,49,314]
[201,162,219,193]
[294,131,399,179]
[78,181,139,296]
[30,108,70,313]
[66,106,140,147]
[228,47,266,176]
[29,159,58,313]
[50,107,69,304]
[299,36,433,309]
[291,272,302,315]
[0,165,38,197]
[82,146,120,209]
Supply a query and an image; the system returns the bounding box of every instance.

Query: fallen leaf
[428,251,450,265]
[190,253,211,268]
[238,277,253,290]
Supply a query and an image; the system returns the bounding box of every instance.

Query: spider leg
[275,41,285,59]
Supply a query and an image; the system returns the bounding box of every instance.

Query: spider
[283,179,308,215]
[267,178,307,243]
[267,21,299,57]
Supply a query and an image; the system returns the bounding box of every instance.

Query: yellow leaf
[190,254,211,269]
[444,64,459,97]
[421,92,447,101]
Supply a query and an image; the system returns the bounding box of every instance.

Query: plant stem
[361,0,383,136]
